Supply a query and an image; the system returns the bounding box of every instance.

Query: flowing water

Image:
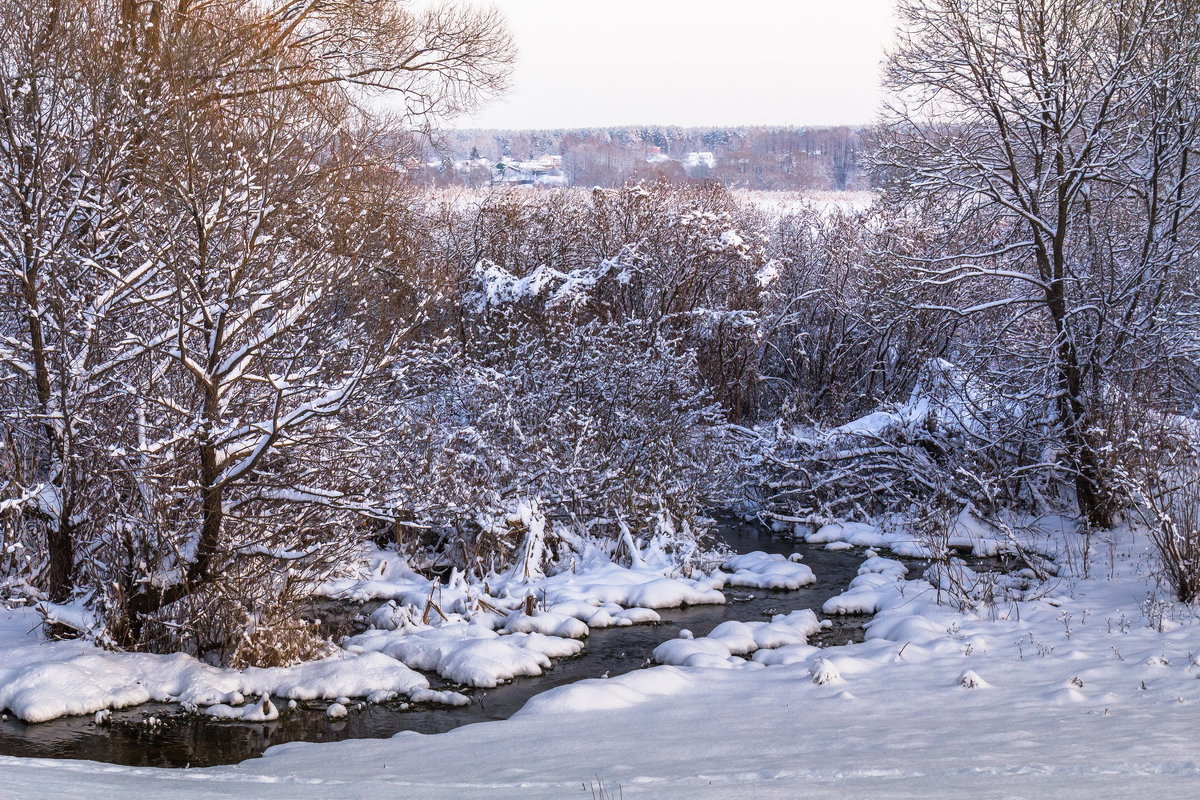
[0,519,871,768]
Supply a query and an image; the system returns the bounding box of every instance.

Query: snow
[515,665,696,715]
[720,551,816,589]
[544,600,661,628]
[323,514,729,632]
[499,609,589,638]
[317,543,726,689]
[737,188,877,215]
[0,615,448,723]
[4,525,1200,798]
[529,561,726,610]
[204,696,279,721]
[248,652,438,703]
[346,622,584,688]
[822,558,907,615]
[826,409,908,438]
[957,668,991,689]
[802,520,932,558]
[718,229,744,248]
[652,610,823,668]
[0,541,738,723]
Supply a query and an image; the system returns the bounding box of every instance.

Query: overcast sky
[456,0,897,130]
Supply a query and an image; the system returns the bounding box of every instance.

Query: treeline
[420,125,869,190]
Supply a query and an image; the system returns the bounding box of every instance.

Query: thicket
[5,0,1200,668]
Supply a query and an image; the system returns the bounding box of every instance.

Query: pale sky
[457,0,897,130]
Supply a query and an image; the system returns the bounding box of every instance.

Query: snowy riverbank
[0,532,818,724]
[1,521,1198,797]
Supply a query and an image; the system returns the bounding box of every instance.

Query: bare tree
[877,0,1200,527]
[0,0,165,603]
[0,1,513,654]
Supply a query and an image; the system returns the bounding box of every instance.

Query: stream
[0,519,871,768]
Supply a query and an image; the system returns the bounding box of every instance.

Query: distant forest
[418,126,870,190]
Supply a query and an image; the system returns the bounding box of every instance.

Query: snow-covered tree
[877,0,1200,527]
[0,1,513,659]
[0,1,167,604]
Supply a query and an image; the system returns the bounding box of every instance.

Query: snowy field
[735,188,876,215]
[426,186,877,217]
[2,522,1199,798]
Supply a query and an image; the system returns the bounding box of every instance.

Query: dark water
[0,519,869,767]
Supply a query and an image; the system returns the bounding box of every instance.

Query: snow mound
[548,600,661,628]
[245,651,430,702]
[751,643,820,665]
[539,563,725,609]
[500,610,590,639]
[810,658,843,685]
[923,560,981,592]
[958,669,990,689]
[652,610,822,668]
[347,622,584,688]
[807,522,886,547]
[204,696,279,721]
[409,688,471,706]
[805,521,931,558]
[516,666,695,715]
[651,635,745,669]
[858,556,908,578]
[0,623,443,723]
[867,611,949,643]
[329,547,725,615]
[823,570,905,615]
[721,551,816,589]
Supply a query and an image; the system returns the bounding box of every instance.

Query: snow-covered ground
[736,188,876,215]
[0,534,805,722]
[3,523,1199,798]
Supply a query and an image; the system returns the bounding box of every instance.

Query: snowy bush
[374,318,732,578]
[1123,414,1200,603]
[433,180,776,419]
[754,360,987,519]
[756,200,965,423]
[1144,491,1200,604]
